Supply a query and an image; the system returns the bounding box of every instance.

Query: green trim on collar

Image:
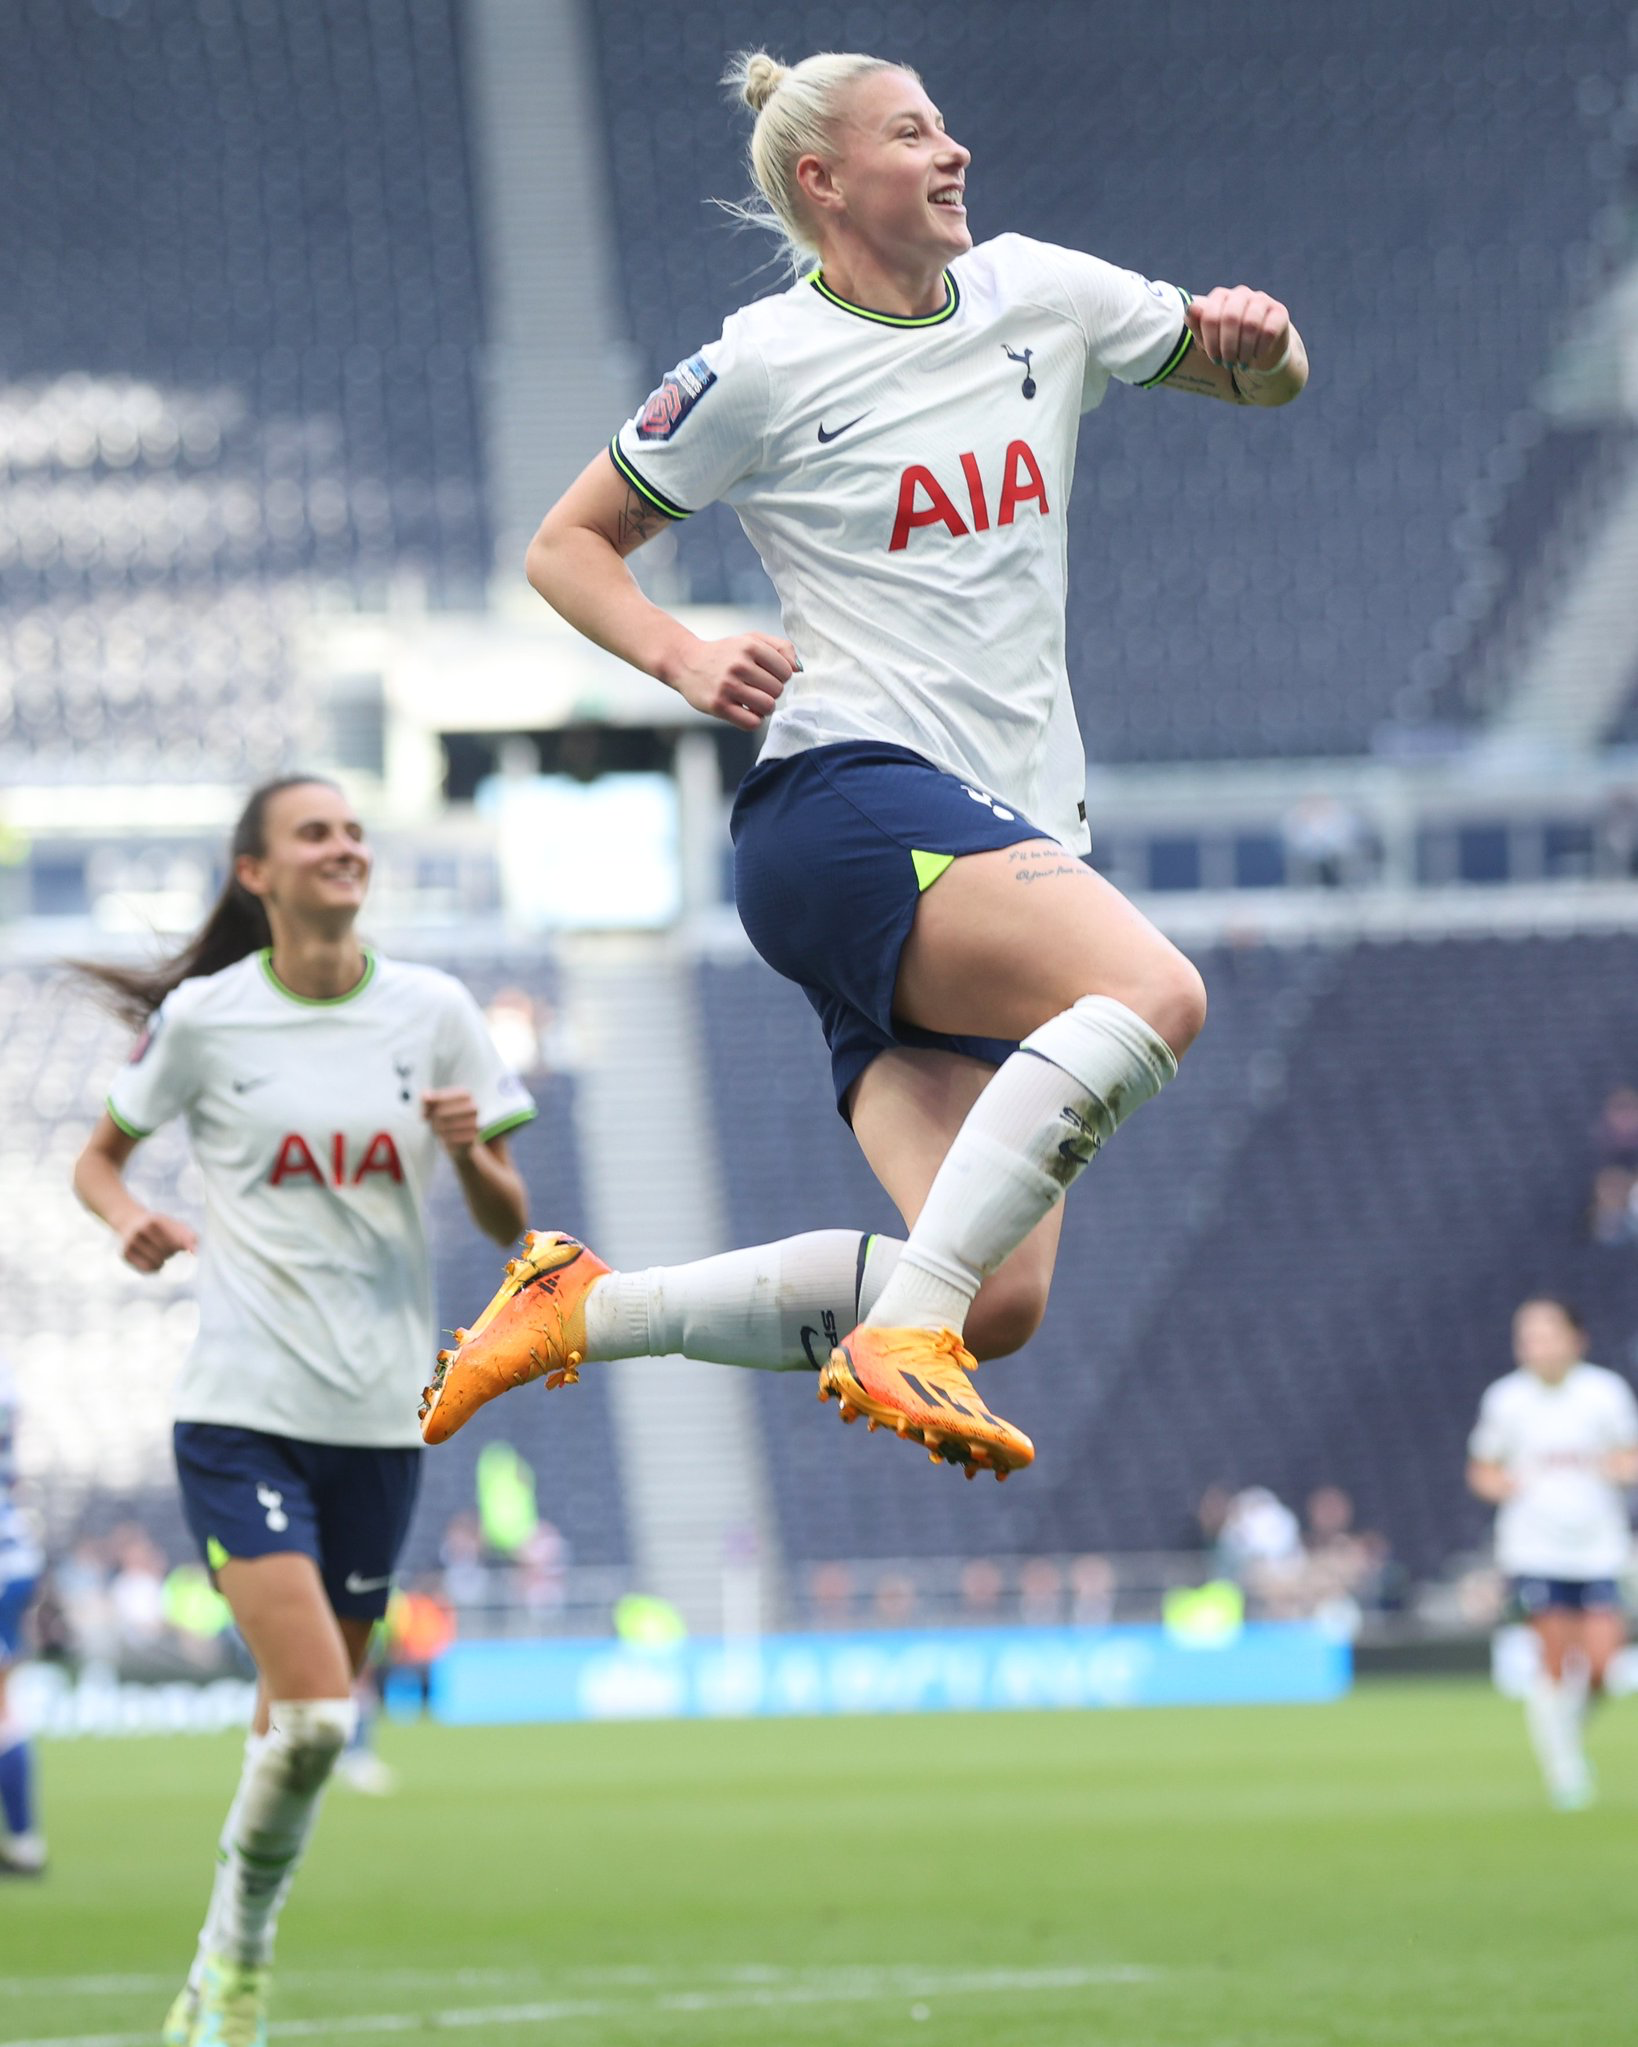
[259,948,377,1007]
[809,269,960,328]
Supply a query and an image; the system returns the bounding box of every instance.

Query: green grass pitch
[2,1680,1631,2045]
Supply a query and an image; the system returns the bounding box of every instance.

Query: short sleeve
[610,317,770,520]
[105,994,200,1139]
[1467,1384,1511,1465]
[1606,1373,1638,1448]
[434,983,537,1144]
[1034,245,1193,407]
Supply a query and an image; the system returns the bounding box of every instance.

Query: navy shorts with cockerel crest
[174,1422,421,1621]
[732,741,1055,1114]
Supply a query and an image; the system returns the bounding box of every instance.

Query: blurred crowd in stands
[25,1522,244,1681]
[1188,1481,1406,1622]
[795,1484,1406,1635]
[1586,1086,1638,1246]
[20,1478,1407,1671]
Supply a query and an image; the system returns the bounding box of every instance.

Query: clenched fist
[422,1088,483,1158]
[1185,286,1291,371]
[663,632,799,732]
[119,1211,198,1274]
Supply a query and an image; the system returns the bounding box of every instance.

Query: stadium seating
[590,0,1637,760]
[1045,931,1638,1572]
[0,0,487,777]
[20,926,1638,1597]
[4,952,627,1578]
[698,941,1329,1562]
[402,954,628,1577]
[701,932,1638,1575]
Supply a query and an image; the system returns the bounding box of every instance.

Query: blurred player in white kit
[1468,1297,1638,1808]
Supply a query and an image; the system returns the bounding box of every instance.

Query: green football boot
[191,1958,270,2047]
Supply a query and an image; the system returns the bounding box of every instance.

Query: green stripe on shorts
[911,849,955,892]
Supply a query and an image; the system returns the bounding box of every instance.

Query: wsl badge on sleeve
[636,352,717,441]
[128,1010,164,1064]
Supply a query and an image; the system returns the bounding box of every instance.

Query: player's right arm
[1466,1382,1516,1501]
[525,452,797,734]
[1465,1457,1516,1504]
[72,1113,198,1274]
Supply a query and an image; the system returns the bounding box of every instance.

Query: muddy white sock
[866,995,1177,1334]
[193,1697,355,1973]
[581,1229,906,1370]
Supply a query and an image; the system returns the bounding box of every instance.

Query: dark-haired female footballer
[72,776,534,2047]
[1468,1296,1638,1809]
[420,47,1307,1481]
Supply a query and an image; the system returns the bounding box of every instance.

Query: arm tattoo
[1007,845,1087,883]
[616,488,669,552]
[1165,366,1245,404]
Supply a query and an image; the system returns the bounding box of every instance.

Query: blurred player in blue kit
[421,46,1307,1474]
[0,1352,46,1876]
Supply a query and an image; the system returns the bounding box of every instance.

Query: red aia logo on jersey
[889,440,1050,552]
[269,1133,405,1188]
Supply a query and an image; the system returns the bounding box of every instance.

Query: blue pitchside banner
[405,1622,1352,1726]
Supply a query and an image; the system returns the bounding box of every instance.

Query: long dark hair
[72,774,342,1028]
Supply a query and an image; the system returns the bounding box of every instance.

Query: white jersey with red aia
[612,233,1193,853]
[106,951,536,1449]
[1468,1363,1638,1580]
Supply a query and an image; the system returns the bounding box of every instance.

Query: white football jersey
[613,234,1193,853]
[1468,1364,1638,1579]
[106,952,536,1449]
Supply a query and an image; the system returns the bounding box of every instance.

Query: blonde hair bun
[717,49,914,274]
[736,51,788,113]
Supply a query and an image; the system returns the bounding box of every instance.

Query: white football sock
[192,1697,355,1975]
[866,995,1177,1334]
[1524,1671,1586,1800]
[581,1229,904,1371]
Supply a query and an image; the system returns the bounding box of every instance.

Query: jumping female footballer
[72,776,534,2046]
[420,48,1308,1478]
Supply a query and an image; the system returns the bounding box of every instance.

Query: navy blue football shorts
[173,1422,422,1622]
[0,1574,37,1660]
[732,740,1054,1115]
[1508,1574,1623,1618]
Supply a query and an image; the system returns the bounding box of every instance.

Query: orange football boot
[419,1231,610,1446]
[817,1325,1035,1480]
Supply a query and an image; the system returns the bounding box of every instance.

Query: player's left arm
[1599,1380,1638,1484]
[1159,287,1309,407]
[422,1090,529,1246]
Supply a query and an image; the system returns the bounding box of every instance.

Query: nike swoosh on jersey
[231,1076,272,1094]
[817,412,872,444]
[343,1571,393,1595]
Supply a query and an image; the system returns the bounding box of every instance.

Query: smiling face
[237,780,371,933]
[798,67,971,275]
